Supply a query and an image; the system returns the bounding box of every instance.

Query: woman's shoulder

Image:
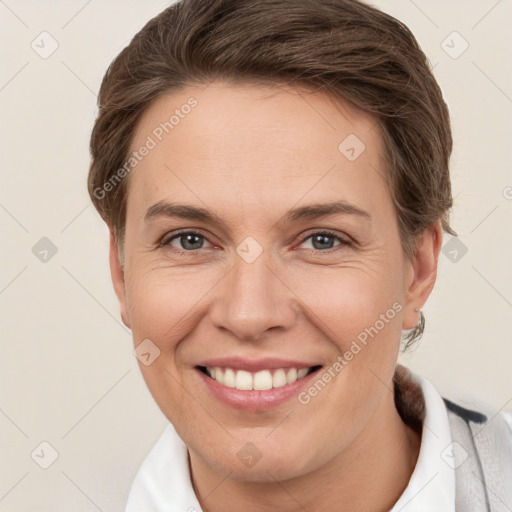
[441,392,512,441]
[441,392,512,509]
[394,364,512,440]
[399,367,512,510]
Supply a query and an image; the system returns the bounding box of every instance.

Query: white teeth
[297,368,309,379]
[253,370,273,390]
[204,366,314,390]
[272,369,287,388]
[286,368,297,384]
[223,368,236,388]
[235,370,253,390]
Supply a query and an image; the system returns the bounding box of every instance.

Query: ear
[402,221,443,330]
[109,230,131,329]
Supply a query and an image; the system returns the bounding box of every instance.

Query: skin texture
[109,82,442,511]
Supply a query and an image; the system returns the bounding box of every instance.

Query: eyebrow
[144,199,371,228]
[144,201,230,230]
[282,200,371,224]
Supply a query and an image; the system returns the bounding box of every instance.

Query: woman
[87,0,512,510]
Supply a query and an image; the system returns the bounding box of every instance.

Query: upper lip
[195,357,321,373]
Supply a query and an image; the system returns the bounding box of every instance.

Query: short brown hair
[88,0,456,345]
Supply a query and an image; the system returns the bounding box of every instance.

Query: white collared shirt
[125,373,512,512]
[390,373,455,512]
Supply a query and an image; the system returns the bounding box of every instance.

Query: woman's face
[112,82,431,481]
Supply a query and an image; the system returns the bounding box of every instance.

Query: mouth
[196,365,322,391]
[194,361,323,411]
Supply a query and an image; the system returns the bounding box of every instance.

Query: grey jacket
[445,398,512,511]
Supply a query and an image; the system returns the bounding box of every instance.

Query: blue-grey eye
[300,232,347,250]
[167,232,212,251]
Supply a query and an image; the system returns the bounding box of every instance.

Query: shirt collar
[125,422,201,512]
[390,369,456,512]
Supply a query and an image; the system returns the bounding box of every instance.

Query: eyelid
[159,228,354,252]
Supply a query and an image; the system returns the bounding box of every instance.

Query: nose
[208,249,298,342]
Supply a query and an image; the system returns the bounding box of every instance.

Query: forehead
[126,81,389,221]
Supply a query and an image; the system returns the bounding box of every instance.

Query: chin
[199,441,318,483]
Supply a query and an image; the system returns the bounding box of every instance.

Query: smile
[198,366,319,390]
[194,357,323,410]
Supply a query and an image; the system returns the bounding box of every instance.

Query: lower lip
[195,367,320,411]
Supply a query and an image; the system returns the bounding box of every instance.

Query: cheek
[123,268,215,427]
[289,264,404,454]
[124,266,214,343]
[287,258,404,349]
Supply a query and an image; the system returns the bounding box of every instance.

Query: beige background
[1,0,511,510]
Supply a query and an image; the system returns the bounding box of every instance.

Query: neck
[189,390,421,512]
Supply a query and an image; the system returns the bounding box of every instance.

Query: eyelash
[160,229,353,254]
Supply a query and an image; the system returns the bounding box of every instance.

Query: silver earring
[402,308,425,349]
[414,308,425,329]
